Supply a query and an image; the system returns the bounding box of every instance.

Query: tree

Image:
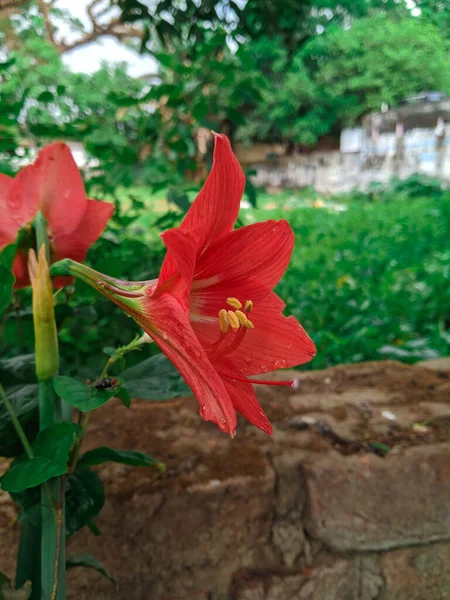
[303,14,450,122]
[117,0,402,53]
[0,0,142,53]
[236,13,450,147]
[412,0,450,39]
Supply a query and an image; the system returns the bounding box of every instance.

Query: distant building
[244,93,450,193]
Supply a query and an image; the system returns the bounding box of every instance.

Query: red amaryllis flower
[51,134,315,435]
[0,143,114,288]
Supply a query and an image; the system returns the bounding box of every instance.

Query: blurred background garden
[1,0,450,379]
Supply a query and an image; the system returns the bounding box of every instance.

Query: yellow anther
[226,297,242,309]
[227,310,240,329]
[235,310,249,326]
[244,300,253,312]
[245,319,255,330]
[218,309,229,333]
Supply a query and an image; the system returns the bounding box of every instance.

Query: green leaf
[102,346,116,357]
[65,465,105,538]
[0,385,39,458]
[53,376,116,412]
[369,441,391,456]
[10,486,41,526]
[0,423,78,493]
[0,354,35,385]
[0,243,17,315]
[0,573,31,600]
[0,57,16,71]
[79,447,165,471]
[116,386,131,408]
[121,353,190,401]
[66,553,116,586]
[37,91,54,103]
[154,52,175,69]
[86,520,102,536]
[1,244,17,269]
[167,188,190,213]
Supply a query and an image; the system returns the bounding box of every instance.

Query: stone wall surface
[237,122,450,193]
[1,359,450,599]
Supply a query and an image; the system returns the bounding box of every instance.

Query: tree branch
[57,0,143,54]
[58,23,142,53]
[0,0,143,54]
[37,0,56,45]
[0,0,32,10]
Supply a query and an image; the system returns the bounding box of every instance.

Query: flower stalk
[32,214,66,600]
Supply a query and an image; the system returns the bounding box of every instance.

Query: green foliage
[302,14,450,129]
[0,243,17,315]
[238,14,450,146]
[65,465,105,538]
[1,423,78,492]
[66,553,116,587]
[120,353,190,400]
[340,173,446,203]
[53,377,118,413]
[118,0,400,52]
[0,384,38,458]
[80,447,164,471]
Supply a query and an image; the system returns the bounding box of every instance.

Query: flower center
[218,297,254,333]
[207,297,254,361]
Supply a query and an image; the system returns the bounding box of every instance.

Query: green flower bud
[29,246,59,380]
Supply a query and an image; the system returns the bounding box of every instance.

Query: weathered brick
[379,542,450,600]
[232,559,354,600]
[303,443,450,551]
[67,463,275,600]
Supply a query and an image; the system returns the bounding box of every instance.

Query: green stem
[39,378,56,430]
[68,413,90,474]
[15,519,41,595]
[0,383,34,459]
[39,379,66,600]
[34,212,66,600]
[70,333,146,473]
[34,211,50,263]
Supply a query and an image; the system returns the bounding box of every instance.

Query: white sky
[57,0,157,76]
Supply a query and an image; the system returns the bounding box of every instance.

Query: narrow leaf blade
[66,553,116,586]
[80,447,165,471]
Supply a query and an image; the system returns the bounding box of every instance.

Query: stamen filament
[208,328,247,362]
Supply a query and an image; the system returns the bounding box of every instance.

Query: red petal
[219,292,316,376]
[140,291,237,434]
[4,166,40,234]
[222,377,273,435]
[52,199,114,288]
[158,227,201,293]
[52,198,114,261]
[179,134,245,252]
[191,220,294,316]
[15,143,88,237]
[0,174,20,248]
[12,251,30,289]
